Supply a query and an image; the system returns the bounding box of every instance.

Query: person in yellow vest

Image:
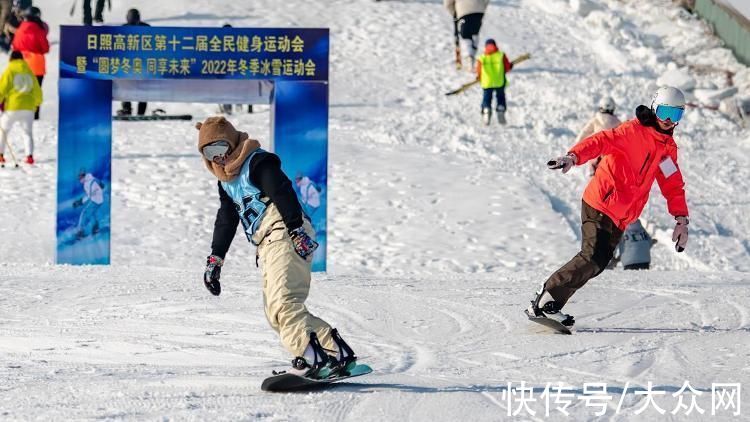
[476,38,513,125]
[0,50,41,165]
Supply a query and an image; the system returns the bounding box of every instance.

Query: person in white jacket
[575,96,621,177]
[72,170,104,239]
[444,0,490,69]
[295,174,321,216]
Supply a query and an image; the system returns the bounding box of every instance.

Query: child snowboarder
[0,49,42,165]
[197,116,356,378]
[528,86,690,327]
[476,39,512,125]
[576,96,621,176]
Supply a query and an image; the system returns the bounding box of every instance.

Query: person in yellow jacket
[0,50,41,165]
[476,38,513,125]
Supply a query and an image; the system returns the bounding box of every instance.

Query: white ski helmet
[598,96,616,113]
[650,86,685,111]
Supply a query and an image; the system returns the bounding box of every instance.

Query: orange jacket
[569,106,689,230]
[12,19,49,76]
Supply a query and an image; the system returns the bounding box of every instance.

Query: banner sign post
[58,26,329,270]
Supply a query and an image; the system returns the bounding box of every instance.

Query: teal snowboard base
[261,364,373,392]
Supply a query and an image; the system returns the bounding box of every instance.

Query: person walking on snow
[197,117,357,378]
[444,0,489,70]
[576,96,621,177]
[72,170,104,239]
[527,86,690,327]
[0,50,41,166]
[476,38,512,125]
[12,6,48,120]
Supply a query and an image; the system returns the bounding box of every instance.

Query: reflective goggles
[202,140,231,161]
[654,104,684,123]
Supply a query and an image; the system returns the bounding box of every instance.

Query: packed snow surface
[1,0,749,420]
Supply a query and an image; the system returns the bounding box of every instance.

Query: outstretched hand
[672,217,689,252]
[547,153,577,174]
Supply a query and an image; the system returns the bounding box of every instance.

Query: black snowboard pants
[457,13,483,39]
[544,201,623,307]
[83,0,106,26]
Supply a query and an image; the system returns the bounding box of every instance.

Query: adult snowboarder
[576,96,621,176]
[476,38,512,125]
[196,117,357,378]
[0,50,42,166]
[72,170,104,239]
[444,0,489,70]
[528,86,690,326]
[117,8,149,117]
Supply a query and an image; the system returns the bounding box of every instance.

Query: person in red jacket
[526,86,690,327]
[11,6,47,120]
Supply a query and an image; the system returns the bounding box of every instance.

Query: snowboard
[524,309,572,335]
[113,114,193,121]
[261,363,373,392]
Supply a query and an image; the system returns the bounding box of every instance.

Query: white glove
[672,216,689,252]
[547,153,577,174]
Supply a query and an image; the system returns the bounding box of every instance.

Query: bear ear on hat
[195,122,203,130]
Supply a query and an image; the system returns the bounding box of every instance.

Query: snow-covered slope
[1,0,749,420]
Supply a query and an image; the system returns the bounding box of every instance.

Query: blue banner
[60,26,329,81]
[58,26,329,271]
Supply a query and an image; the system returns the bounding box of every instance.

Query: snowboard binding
[287,332,331,379]
[529,290,575,327]
[329,328,357,376]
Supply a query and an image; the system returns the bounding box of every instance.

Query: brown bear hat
[196,116,261,182]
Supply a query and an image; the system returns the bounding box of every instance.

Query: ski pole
[0,128,20,168]
[453,14,461,69]
[69,0,77,17]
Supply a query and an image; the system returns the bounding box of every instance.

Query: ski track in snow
[0,0,749,420]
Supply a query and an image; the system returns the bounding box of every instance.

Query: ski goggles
[654,104,684,123]
[202,140,231,161]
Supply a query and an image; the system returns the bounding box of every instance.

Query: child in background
[476,38,513,125]
[0,49,42,165]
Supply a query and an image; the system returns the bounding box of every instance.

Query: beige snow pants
[252,204,335,357]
